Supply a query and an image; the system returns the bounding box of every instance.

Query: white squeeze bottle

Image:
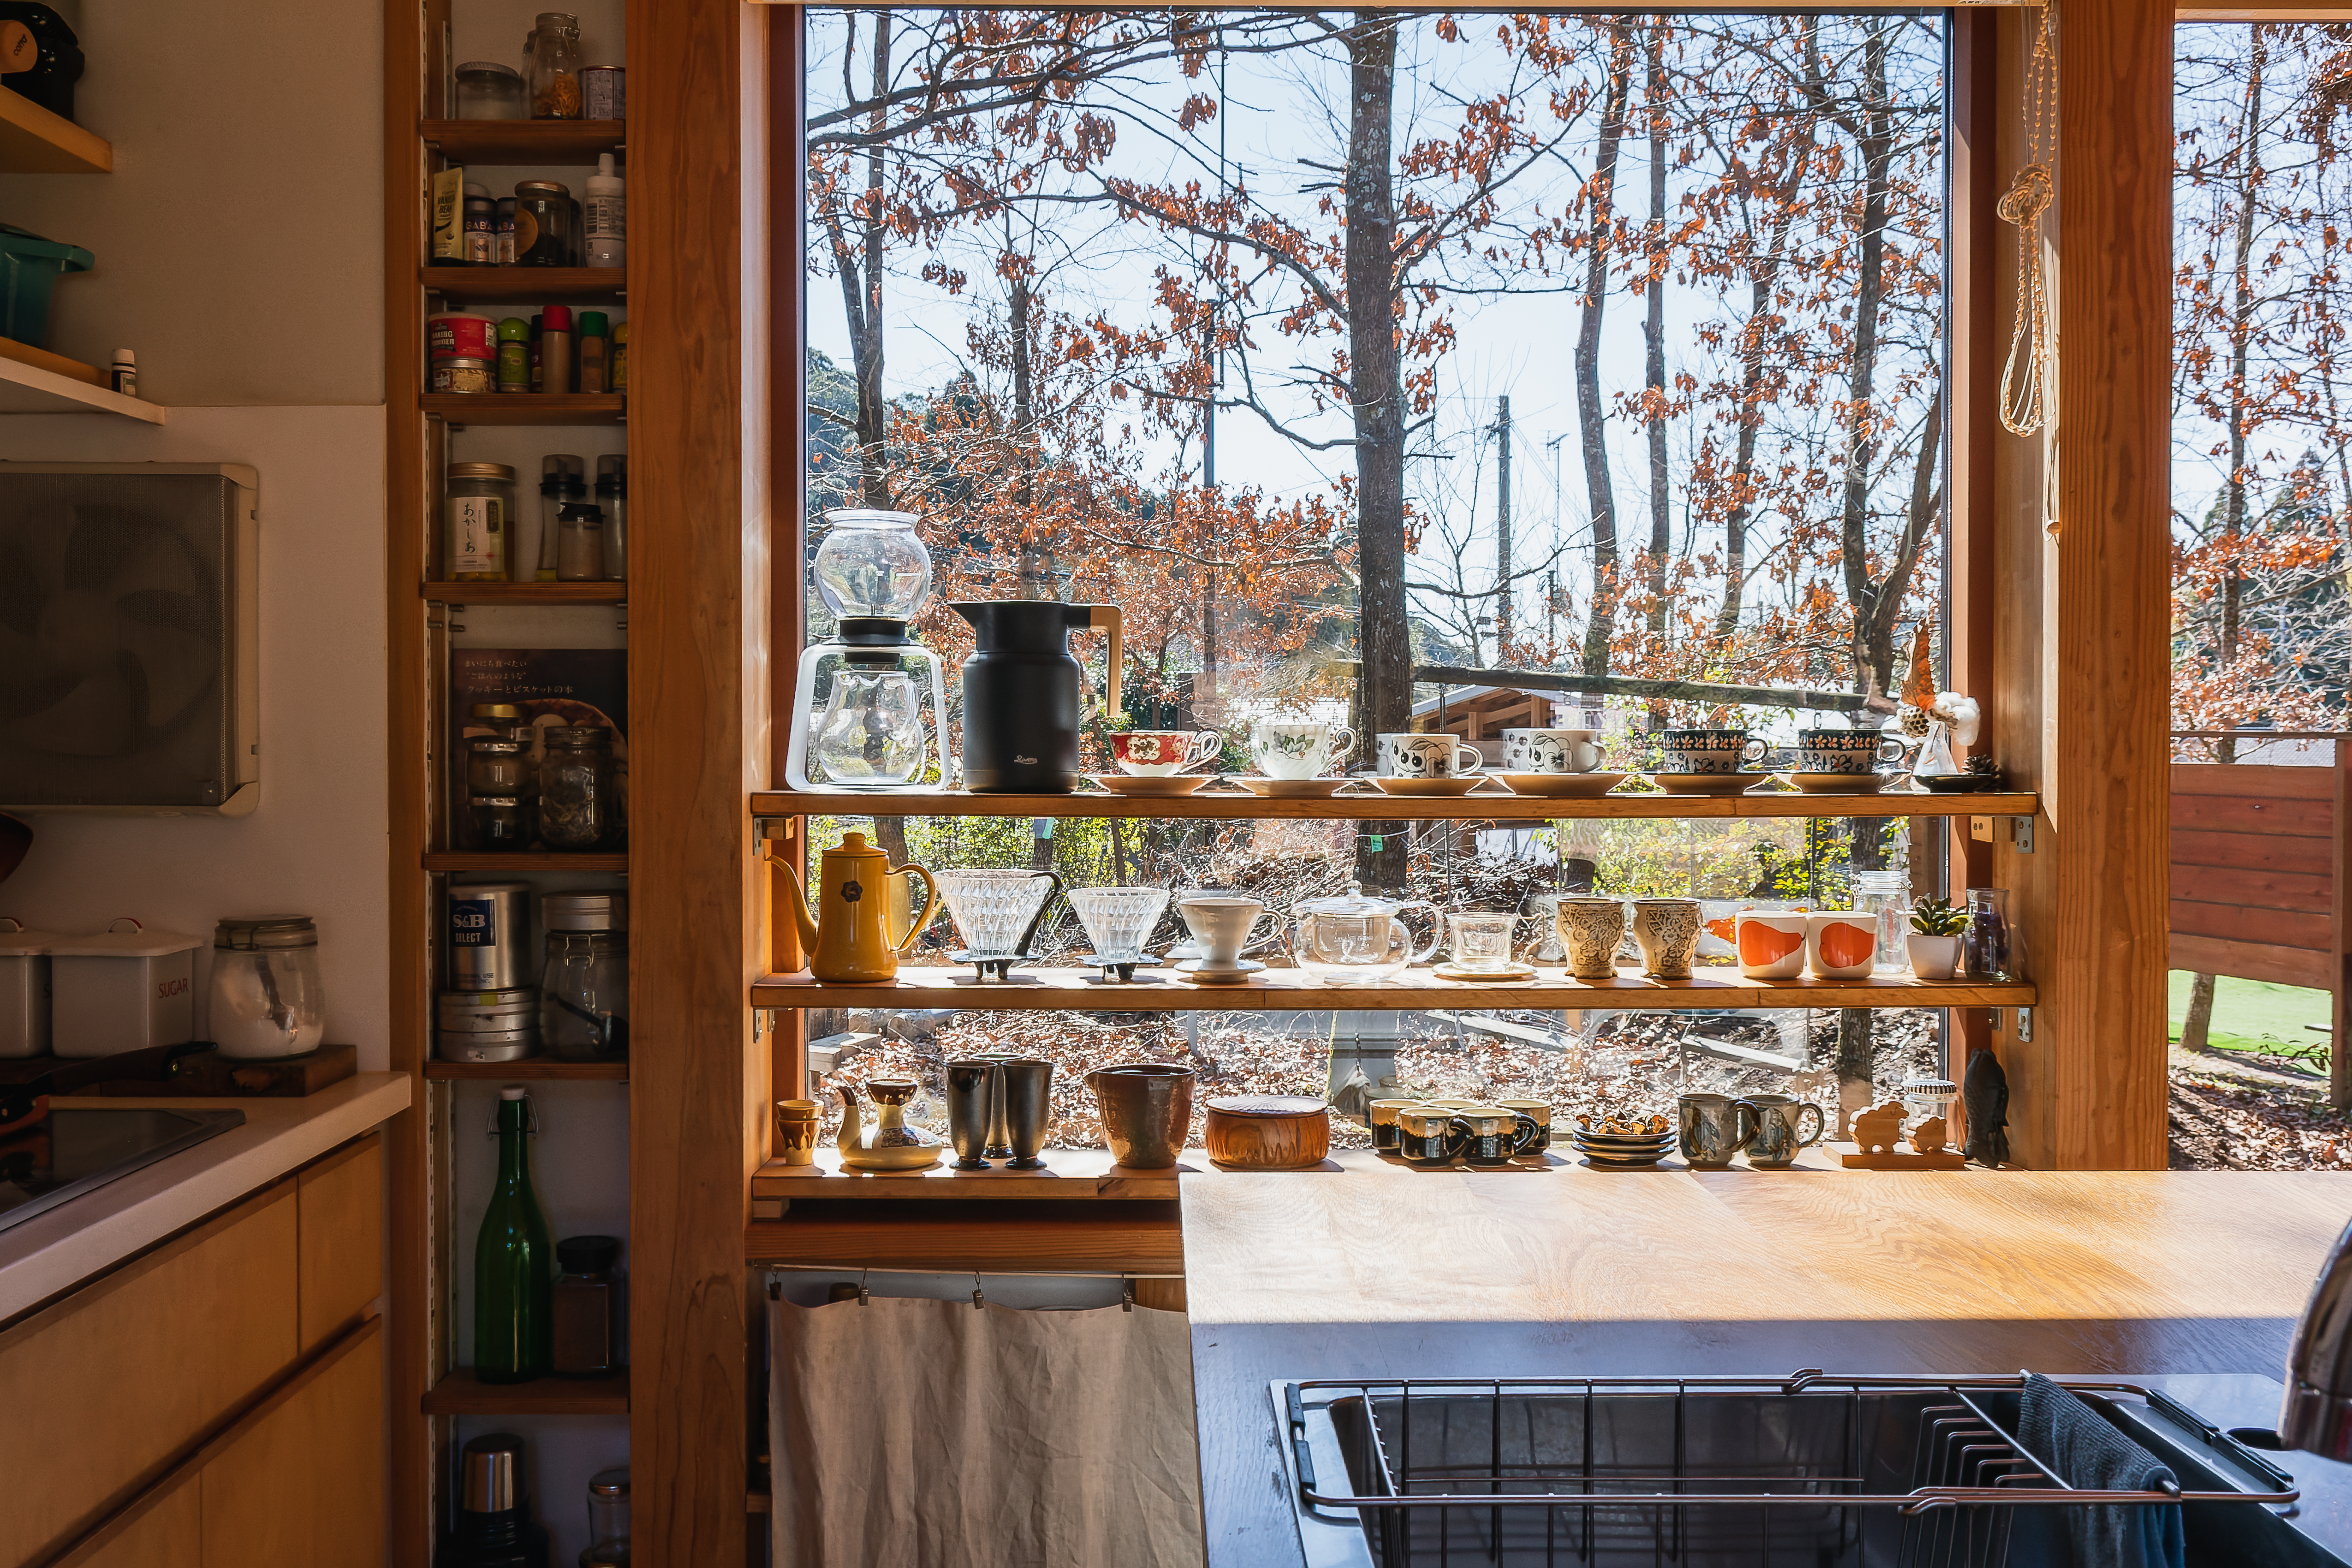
[585,153,625,270]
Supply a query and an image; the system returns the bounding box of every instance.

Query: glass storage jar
[210,916,327,1061]
[552,1235,623,1378]
[447,462,516,581]
[455,60,527,120]
[467,737,527,797]
[471,795,528,850]
[541,893,626,1060]
[539,726,618,850]
[514,180,580,266]
[556,502,606,580]
[1963,887,2015,980]
[1852,869,1912,974]
[525,12,584,119]
[581,1467,630,1566]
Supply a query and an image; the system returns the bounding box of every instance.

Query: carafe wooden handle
[1084,606,1122,716]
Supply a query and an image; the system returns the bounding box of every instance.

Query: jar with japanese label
[539,726,618,850]
[447,462,516,581]
[541,892,626,1061]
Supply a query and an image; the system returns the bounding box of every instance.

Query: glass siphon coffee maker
[784,510,955,791]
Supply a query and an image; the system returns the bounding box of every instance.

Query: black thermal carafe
[950,601,1122,792]
[437,1431,549,1568]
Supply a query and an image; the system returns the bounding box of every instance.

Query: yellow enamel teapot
[770,831,939,982]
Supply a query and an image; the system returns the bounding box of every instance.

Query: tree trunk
[1575,20,1635,680]
[1713,135,1809,642]
[1009,273,1056,598]
[822,9,894,509]
[2180,971,2218,1052]
[1343,9,1408,889]
[2218,28,2267,718]
[1834,21,1893,692]
[1642,21,1670,641]
[1835,1009,1876,1139]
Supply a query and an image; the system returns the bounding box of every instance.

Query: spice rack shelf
[421,266,626,306]
[753,786,2036,824]
[424,851,630,872]
[421,118,625,164]
[422,392,625,425]
[421,580,628,604]
[751,968,2033,1012]
[0,90,110,173]
[424,1060,630,1082]
[422,1367,630,1417]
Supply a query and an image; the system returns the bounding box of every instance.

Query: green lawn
[2168,970,2334,1059]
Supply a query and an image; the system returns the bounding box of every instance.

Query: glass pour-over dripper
[934,869,1063,982]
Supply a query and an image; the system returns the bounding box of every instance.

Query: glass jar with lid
[1852,869,1912,974]
[514,180,579,266]
[542,893,626,1060]
[447,463,516,581]
[210,916,327,1061]
[556,502,606,581]
[467,737,527,798]
[471,795,529,850]
[580,1466,630,1565]
[553,1236,623,1378]
[456,60,526,121]
[540,726,618,850]
[525,12,585,119]
[470,702,531,745]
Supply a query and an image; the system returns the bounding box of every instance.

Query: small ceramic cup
[1735,910,1811,980]
[1500,727,1602,774]
[773,1098,821,1166]
[1110,729,1223,776]
[1378,733,1483,778]
[1445,912,1521,973]
[1795,728,1907,775]
[1743,1094,1826,1168]
[1394,1105,1463,1167]
[1807,910,1878,980]
[1177,895,1277,968]
[1451,1105,1541,1167]
[1497,1099,1553,1153]
[1554,895,1627,979]
[1247,719,1355,780]
[1368,1098,1419,1153]
[1630,896,1704,979]
[1678,1093,1761,1169]
[1659,727,1767,776]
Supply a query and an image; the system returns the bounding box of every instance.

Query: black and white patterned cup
[1659,728,1766,775]
[1795,729,1906,775]
[1377,733,1483,778]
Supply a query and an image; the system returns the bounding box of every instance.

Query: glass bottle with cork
[475,1086,553,1382]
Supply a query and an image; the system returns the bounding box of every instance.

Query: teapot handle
[890,862,941,954]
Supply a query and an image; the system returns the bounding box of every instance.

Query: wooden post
[2335,740,2351,1108]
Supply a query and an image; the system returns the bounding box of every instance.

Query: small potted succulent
[1906,898,1968,979]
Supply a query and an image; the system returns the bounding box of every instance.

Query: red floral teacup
[1109,729,1223,776]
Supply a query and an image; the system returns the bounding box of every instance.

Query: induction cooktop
[0,1106,246,1235]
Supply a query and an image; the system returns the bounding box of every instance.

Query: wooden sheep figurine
[1849,1102,1906,1154]
[1908,1116,1948,1155]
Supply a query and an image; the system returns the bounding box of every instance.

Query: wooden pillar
[629,0,770,1560]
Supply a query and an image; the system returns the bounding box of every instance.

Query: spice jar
[552,1235,623,1377]
[581,1468,630,1567]
[610,321,627,392]
[539,726,618,850]
[455,60,526,120]
[514,179,580,267]
[495,196,517,265]
[536,455,581,580]
[556,502,605,581]
[526,13,584,119]
[463,190,496,265]
[576,310,609,393]
[446,462,516,581]
[541,891,626,1060]
[495,317,531,392]
[209,916,327,1061]
[471,795,529,850]
[467,737,527,799]
[594,455,626,580]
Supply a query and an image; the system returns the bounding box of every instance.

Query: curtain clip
[973,1270,987,1311]
[859,1268,870,1307]
[1122,1277,1135,1313]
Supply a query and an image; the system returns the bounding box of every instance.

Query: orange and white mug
[1735,910,1809,980]
[1806,911,1878,980]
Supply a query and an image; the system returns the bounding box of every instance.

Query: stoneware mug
[1377,732,1483,778]
[1500,727,1602,774]
[1367,1097,1420,1153]
[1659,727,1767,776]
[1807,910,1878,980]
[1678,1093,1761,1169]
[1555,895,1628,979]
[1247,719,1355,780]
[1631,896,1705,978]
[773,1099,821,1167]
[1451,1104,1542,1167]
[1176,895,1278,969]
[1795,728,1907,775]
[1743,1093,1826,1168]
[1394,1104,1465,1167]
[1109,728,1222,776]
[1497,1098,1553,1153]
[1734,910,1811,980]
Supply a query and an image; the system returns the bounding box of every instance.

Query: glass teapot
[1291,881,1440,984]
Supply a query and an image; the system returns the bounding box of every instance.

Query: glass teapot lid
[1294,880,1403,919]
[814,510,932,624]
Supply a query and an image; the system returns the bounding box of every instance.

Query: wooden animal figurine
[1908,1116,1948,1155]
[1849,1102,1906,1154]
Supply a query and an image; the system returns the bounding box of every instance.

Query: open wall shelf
[422,1368,629,1417]
[0,89,110,172]
[421,119,625,164]
[754,787,2037,823]
[421,266,626,306]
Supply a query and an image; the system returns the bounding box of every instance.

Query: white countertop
[0,1071,410,1323]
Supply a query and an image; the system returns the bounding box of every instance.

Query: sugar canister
[47,920,202,1059]
[210,916,327,1060]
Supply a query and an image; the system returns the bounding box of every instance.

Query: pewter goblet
[997,1058,1054,1169]
[943,1059,997,1169]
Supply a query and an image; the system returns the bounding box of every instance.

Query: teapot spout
[836,1085,863,1152]
[767,852,821,960]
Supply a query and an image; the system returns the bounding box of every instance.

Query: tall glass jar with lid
[447,462,516,582]
[524,12,584,119]
[210,916,327,1060]
[542,892,626,1061]
[539,726,619,850]
[1852,869,1912,974]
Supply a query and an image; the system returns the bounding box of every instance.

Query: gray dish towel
[2014,1373,2187,1568]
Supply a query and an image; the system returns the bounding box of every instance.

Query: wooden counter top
[1180,1166,2352,1567]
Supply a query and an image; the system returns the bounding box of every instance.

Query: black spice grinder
[951,601,1121,792]
[437,1432,548,1568]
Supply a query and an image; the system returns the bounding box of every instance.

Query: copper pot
[1085,1063,1195,1170]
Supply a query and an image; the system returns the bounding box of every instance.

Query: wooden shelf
[0,354,164,423]
[752,786,2038,823]
[422,392,625,425]
[422,580,628,604]
[745,1207,1183,1273]
[0,88,110,172]
[424,851,628,872]
[421,118,625,164]
[756,1149,1180,1202]
[751,967,2034,1012]
[425,1059,630,1081]
[420,266,625,306]
[421,1367,628,1416]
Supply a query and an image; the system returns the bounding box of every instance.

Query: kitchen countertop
[0,1070,409,1323]
[1180,1162,2352,1567]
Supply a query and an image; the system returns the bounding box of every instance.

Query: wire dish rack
[1274,1371,2308,1568]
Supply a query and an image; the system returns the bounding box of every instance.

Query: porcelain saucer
[1227,776,1367,798]
[1175,958,1266,984]
[1085,773,1212,796]
[1786,772,1889,794]
[1648,772,1772,796]
[1488,771,1629,797]
[1432,961,1536,982]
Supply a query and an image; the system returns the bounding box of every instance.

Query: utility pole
[1490,395,1512,656]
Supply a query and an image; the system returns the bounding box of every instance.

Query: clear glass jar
[514,180,580,266]
[595,457,626,579]
[210,916,327,1060]
[471,795,528,850]
[541,932,626,1060]
[447,462,516,581]
[540,726,618,850]
[467,737,527,797]
[556,502,606,581]
[525,12,584,119]
[1964,887,2015,980]
[581,1467,630,1566]
[455,60,526,120]
[1853,870,1912,974]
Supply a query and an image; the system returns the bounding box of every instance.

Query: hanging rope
[1997,3,2059,437]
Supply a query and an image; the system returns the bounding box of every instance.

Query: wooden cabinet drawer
[297,1133,383,1353]
[0,1182,299,1568]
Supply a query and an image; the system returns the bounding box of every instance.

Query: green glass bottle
[475,1086,552,1382]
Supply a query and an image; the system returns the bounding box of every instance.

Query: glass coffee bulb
[811,669,926,784]
[813,510,931,623]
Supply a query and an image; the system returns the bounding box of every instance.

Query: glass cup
[933,868,1061,974]
[1445,912,1520,973]
[1069,886,1170,963]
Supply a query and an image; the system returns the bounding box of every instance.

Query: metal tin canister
[437,988,538,1030]
[436,1026,536,1064]
[428,312,497,361]
[447,882,531,990]
[582,66,623,120]
[431,358,495,394]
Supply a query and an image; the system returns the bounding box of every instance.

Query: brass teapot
[770,831,939,983]
[837,1077,944,1172]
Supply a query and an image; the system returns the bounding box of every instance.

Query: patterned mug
[1500,728,1603,774]
[1630,896,1704,978]
[1734,910,1810,980]
[1378,733,1483,778]
[1743,1094,1826,1168]
[1795,729,1907,775]
[1807,910,1878,979]
[1109,729,1223,777]
[1659,727,1767,776]
[1247,719,1355,780]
